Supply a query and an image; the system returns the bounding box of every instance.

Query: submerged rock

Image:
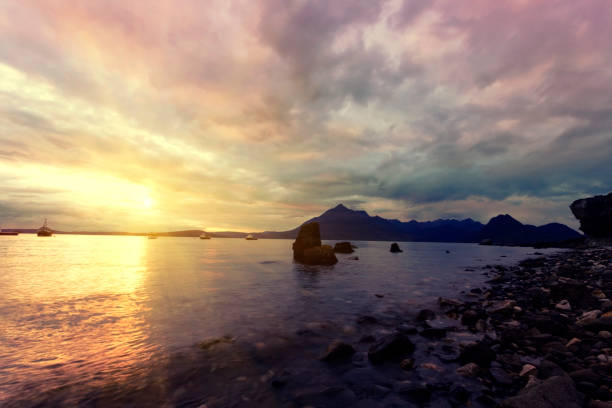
[368,333,415,364]
[320,340,356,362]
[292,222,338,265]
[390,243,403,253]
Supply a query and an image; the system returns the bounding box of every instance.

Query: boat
[37,219,53,237]
[199,232,211,239]
[245,234,258,240]
[0,229,18,236]
[147,234,157,239]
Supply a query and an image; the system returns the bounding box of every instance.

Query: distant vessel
[147,234,157,239]
[245,234,258,240]
[200,232,211,239]
[37,219,53,237]
[0,228,18,236]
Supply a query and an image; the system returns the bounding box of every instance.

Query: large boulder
[292,222,338,265]
[499,374,581,408]
[570,192,612,238]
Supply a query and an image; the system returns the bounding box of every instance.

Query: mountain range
[2,204,582,245]
[256,204,581,245]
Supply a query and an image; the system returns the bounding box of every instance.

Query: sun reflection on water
[0,235,153,403]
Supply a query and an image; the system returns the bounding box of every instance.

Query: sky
[0,0,611,232]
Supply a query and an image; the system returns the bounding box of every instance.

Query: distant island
[2,204,582,246]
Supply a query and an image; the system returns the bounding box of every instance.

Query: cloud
[0,0,610,231]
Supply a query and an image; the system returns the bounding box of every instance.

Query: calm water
[0,235,559,406]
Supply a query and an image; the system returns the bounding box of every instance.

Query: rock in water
[368,333,414,364]
[333,242,354,253]
[390,243,403,253]
[570,192,612,238]
[320,340,355,362]
[292,222,338,265]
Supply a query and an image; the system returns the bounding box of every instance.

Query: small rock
[599,330,611,338]
[555,299,572,311]
[487,299,516,314]
[390,243,403,253]
[320,340,356,362]
[459,341,496,368]
[592,289,606,299]
[417,309,436,321]
[490,366,514,385]
[400,358,415,371]
[566,337,581,347]
[456,362,480,377]
[420,326,448,339]
[438,297,464,307]
[576,310,602,326]
[519,364,537,377]
[368,333,415,364]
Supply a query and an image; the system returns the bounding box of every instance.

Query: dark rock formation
[390,243,402,253]
[570,192,612,238]
[292,222,337,265]
[333,242,354,253]
[499,374,581,408]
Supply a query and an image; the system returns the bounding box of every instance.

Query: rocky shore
[288,246,612,408]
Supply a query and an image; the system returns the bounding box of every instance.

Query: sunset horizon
[2,1,611,232]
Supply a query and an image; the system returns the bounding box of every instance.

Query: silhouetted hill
[259,204,581,245]
[478,214,582,245]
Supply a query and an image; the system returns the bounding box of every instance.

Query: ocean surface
[0,235,561,407]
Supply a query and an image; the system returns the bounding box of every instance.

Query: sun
[143,197,153,209]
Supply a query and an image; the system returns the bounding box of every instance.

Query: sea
[0,235,561,407]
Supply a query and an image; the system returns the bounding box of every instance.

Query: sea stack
[390,243,402,253]
[570,192,612,239]
[292,222,338,265]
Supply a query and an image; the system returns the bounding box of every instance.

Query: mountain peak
[488,214,523,226]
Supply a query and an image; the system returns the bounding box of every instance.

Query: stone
[570,192,612,238]
[555,299,572,311]
[390,242,403,253]
[438,297,464,308]
[490,366,514,385]
[417,309,436,322]
[576,310,602,327]
[397,381,431,403]
[292,222,338,265]
[320,340,355,362]
[566,338,581,347]
[459,341,496,368]
[420,328,447,339]
[520,364,537,377]
[499,375,581,408]
[333,242,354,253]
[487,299,516,315]
[400,358,415,371]
[368,333,415,364]
[456,363,480,377]
[461,310,480,326]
